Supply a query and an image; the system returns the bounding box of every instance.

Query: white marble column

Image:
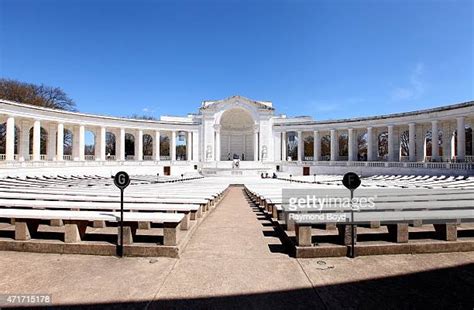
[456,117,465,160]
[388,125,394,162]
[154,130,160,161]
[136,130,143,161]
[19,121,30,162]
[5,116,15,161]
[330,129,338,161]
[409,123,416,162]
[97,127,106,161]
[431,120,439,160]
[78,125,85,161]
[56,123,64,161]
[214,128,220,161]
[47,123,57,161]
[348,128,355,161]
[192,131,199,162]
[313,130,320,161]
[254,130,259,161]
[297,131,303,162]
[32,120,41,161]
[171,130,176,161]
[118,128,125,161]
[367,127,374,161]
[281,131,287,161]
[187,131,192,161]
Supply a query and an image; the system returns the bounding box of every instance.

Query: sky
[0,0,473,121]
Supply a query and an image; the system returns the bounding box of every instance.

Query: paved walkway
[153,186,324,308]
[0,186,473,309]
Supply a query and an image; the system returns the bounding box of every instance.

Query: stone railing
[304,160,473,170]
[85,155,95,161]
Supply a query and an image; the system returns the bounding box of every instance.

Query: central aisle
[154,186,324,308]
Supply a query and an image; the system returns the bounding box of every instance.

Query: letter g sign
[114,171,130,190]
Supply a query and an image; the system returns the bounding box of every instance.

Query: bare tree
[128,114,158,120]
[321,135,331,158]
[304,136,314,158]
[0,124,19,154]
[0,78,76,111]
[400,131,409,156]
[358,133,367,160]
[106,132,116,155]
[143,134,153,156]
[160,136,170,157]
[64,129,73,155]
[339,134,348,156]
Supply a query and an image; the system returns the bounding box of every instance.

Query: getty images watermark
[282,188,378,223]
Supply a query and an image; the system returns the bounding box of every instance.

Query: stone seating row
[244,184,474,254]
[275,174,474,189]
[0,208,185,246]
[0,176,228,254]
[0,185,220,201]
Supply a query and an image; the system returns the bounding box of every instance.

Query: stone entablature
[274,101,474,131]
[0,96,473,167]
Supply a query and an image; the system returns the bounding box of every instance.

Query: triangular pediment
[200,95,274,111]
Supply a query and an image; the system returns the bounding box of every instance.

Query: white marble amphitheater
[0,95,473,177]
[1,94,474,310]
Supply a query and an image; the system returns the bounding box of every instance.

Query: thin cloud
[141,107,156,114]
[391,63,425,101]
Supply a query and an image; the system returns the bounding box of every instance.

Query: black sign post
[114,171,130,257]
[342,172,361,258]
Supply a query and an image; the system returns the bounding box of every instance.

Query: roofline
[0,98,199,125]
[200,95,275,110]
[275,100,474,126]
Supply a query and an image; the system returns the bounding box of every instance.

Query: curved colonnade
[0,96,473,176]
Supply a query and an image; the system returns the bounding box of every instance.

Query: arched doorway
[219,108,255,161]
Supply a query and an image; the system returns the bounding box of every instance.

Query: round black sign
[342,172,361,190]
[114,171,130,190]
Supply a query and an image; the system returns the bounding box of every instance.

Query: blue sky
[0,0,473,120]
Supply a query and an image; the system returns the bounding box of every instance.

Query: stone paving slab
[298,252,474,309]
[0,251,176,306]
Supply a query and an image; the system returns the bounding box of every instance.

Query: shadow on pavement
[17,262,474,310]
